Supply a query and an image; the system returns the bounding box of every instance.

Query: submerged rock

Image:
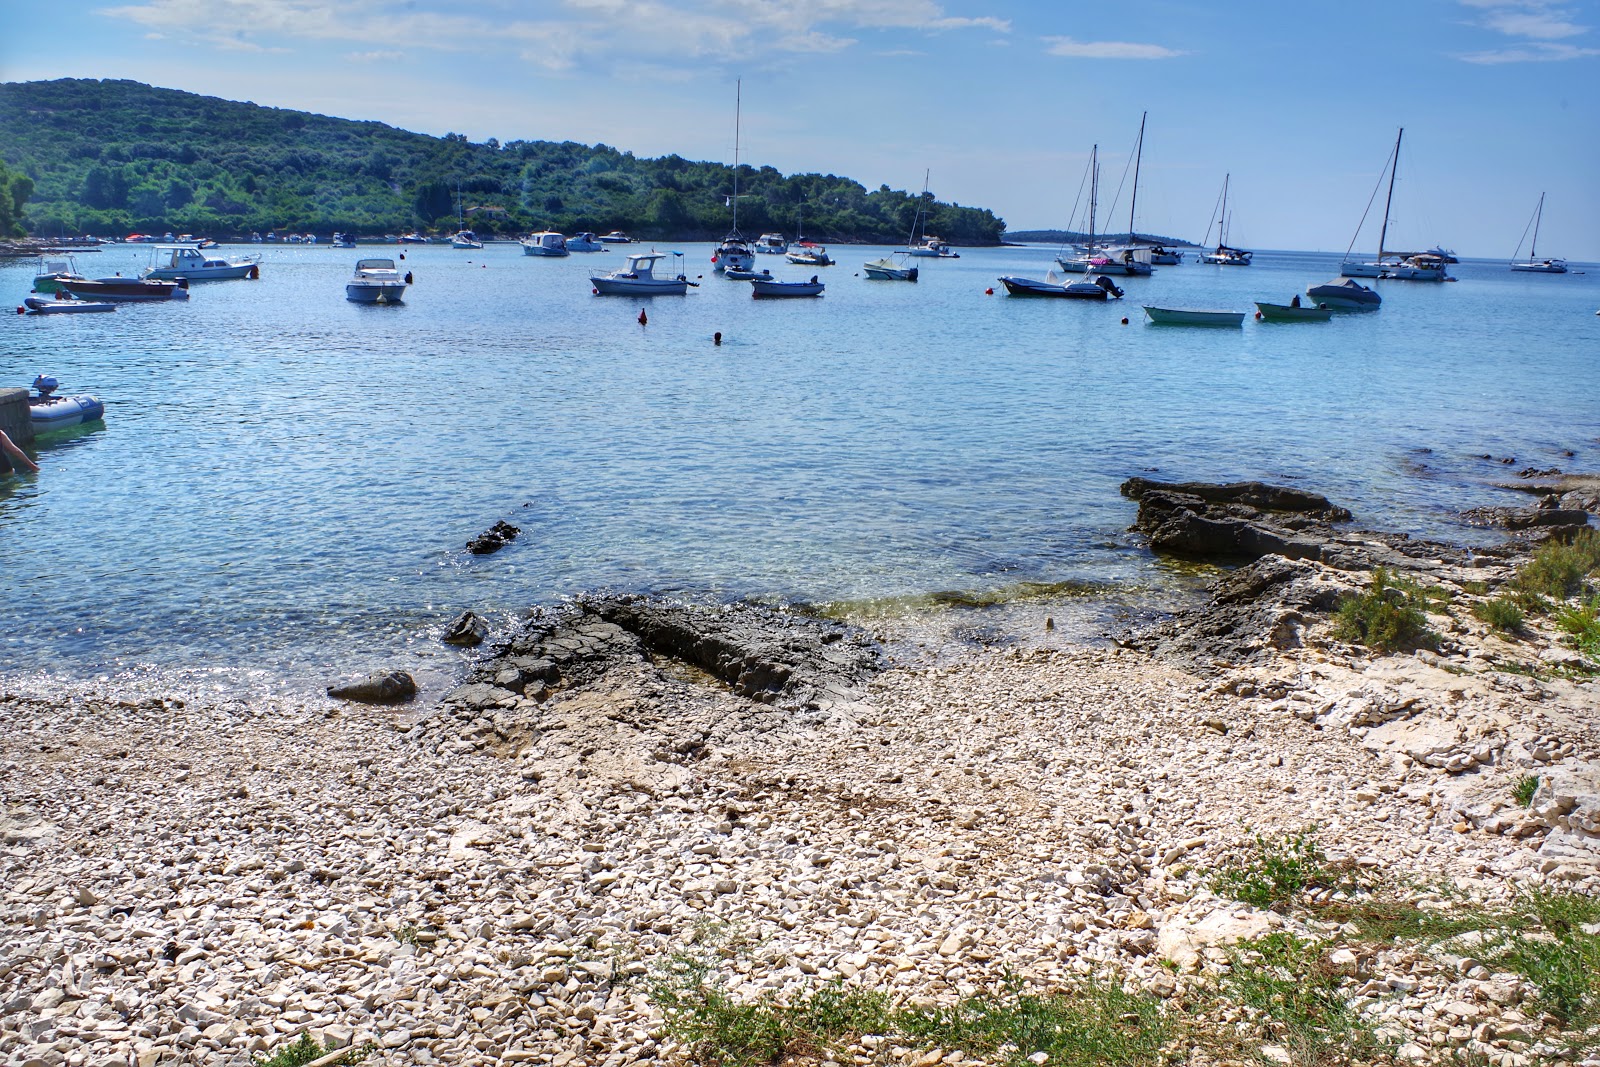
[327,669,417,704]
[466,521,520,555]
[441,610,489,646]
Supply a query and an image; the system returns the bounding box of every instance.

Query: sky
[2,0,1598,259]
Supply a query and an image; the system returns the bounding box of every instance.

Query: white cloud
[1484,9,1586,37]
[1455,0,1595,61]
[345,50,404,63]
[1043,35,1185,60]
[1458,41,1600,61]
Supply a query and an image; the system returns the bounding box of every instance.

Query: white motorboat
[346,257,409,303]
[785,242,834,267]
[142,244,260,281]
[998,273,1123,300]
[751,277,824,298]
[1510,193,1567,273]
[1199,174,1252,265]
[451,230,484,250]
[566,232,605,252]
[1305,278,1381,309]
[1384,253,1451,281]
[590,252,692,295]
[331,232,357,248]
[31,255,87,295]
[60,277,189,301]
[23,295,116,314]
[1146,245,1184,265]
[1143,305,1245,326]
[755,233,788,255]
[397,233,430,244]
[862,254,918,281]
[521,232,570,257]
[722,266,773,281]
[598,231,633,244]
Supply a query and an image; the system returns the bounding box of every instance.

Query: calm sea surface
[2,242,1596,697]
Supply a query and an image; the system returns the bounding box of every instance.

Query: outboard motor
[1096,276,1125,299]
[32,374,59,399]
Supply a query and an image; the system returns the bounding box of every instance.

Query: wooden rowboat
[1142,305,1244,326]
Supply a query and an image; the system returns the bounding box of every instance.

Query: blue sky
[3,0,1597,258]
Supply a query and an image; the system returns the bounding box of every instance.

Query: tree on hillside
[0,159,34,237]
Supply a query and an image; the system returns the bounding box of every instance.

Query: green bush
[1554,599,1600,659]
[1473,595,1526,634]
[1333,568,1439,652]
[1516,530,1600,599]
[1211,828,1358,912]
[1513,775,1541,807]
[1223,933,1386,1067]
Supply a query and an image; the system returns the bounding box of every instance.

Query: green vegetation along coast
[0,79,1005,244]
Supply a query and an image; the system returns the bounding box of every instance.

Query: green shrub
[1516,530,1600,599]
[253,1035,328,1067]
[1554,599,1600,658]
[1487,889,1600,1031]
[1514,775,1541,807]
[1211,828,1358,912]
[1333,568,1439,652]
[1222,933,1386,1067]
[1474,595,1526,634]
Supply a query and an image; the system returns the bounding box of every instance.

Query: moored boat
[1254,300,1333,322]
[785,241,834,267]
[32,255,88,294]
[751,277,824,298]
[722,266,773,281]
[590,252,692,295]
[998,273,1123,300]
[1509,193,1567,273]
[1142,305,1244,326]
[29,376,104,429]
[1305,278,1381,309]
[346,257,409,303]
[755,233,788,255]
[862,254,918,281]
[1199,174,1251,265]
[451,230,484,250]
[521,232,570,257]
[142,244,261,281]
[566,232,605,252]
[22,295,116,314]
[60,277,190,301]
[598,231,633,244]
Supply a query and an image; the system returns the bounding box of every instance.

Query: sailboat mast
[1377,127,1401,262]
[1219,173,1228,249]
[1128,111,1145,243]
[732,80,741,234]
[1530,192,1543,258]
[1089,145,1098,252]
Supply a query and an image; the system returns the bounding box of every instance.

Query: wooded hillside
[0,79,1005,244]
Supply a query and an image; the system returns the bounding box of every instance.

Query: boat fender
[404,272,414,284]
[592,288,599,295]
[247,264,260,280]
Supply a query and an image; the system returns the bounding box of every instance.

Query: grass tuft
[252,1035,329,1067]
[1554,599,1600,659]
[1210,828,1364,912]
[1473,595,1526,634]
[1333,568,1439,653]
[1515,530,1600,600]
[1222,932,1387,1067]
[1513,774,1541,808]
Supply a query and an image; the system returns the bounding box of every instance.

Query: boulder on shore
[327,669,417,704]
[1120,477,1352,562]
[441,610,489,646]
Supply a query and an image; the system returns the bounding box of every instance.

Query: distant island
[1004,229,1197,247]
[0,79,1005,246]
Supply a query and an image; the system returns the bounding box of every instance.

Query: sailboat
[1510,193,1568,273]
[905,172,959,258]
[1199,174,1251,265]
[1340,129,1450,282]
[450,183,483,249]
[998,145,1125,300]
[1060,113,1153,276]
[713,81,756,275]
[785,200,834,266]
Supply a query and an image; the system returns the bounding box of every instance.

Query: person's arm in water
[1,429,40,473]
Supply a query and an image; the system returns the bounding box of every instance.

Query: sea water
[2,242,1595,695]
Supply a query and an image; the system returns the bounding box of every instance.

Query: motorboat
[590,251,692,295]
[785,242,834,267]
[1383,253,1451,281]
[331,233,357,248]
[722,266,773,281]
[751,277,824,298]
[862,254,918,281]
[346,257,409,303]
[1146,245,1184,265]
[29,376,104,429]
[397,233,430,244]
[998,273,1123,300]
[755,233,788,255]
[31,255,87,295]
[1142,305,1245,326]
[521,232,570,257]
[1254,301,1333,322]
[142,244,261,281]
[23,295,116,314]
[1510,193,1567,273]
[60,276,190,301]
[1199,174,1251,265]
[598,231,633,244]
[1305,278,1381,309]
[566,232,605,252]
[451,230,484,250]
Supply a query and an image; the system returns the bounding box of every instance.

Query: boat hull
[31,395,105,427]
[346,282,407,303]
[1254,301,1333,322]
[60,279,189,301]
[863,258,918,281]
[23,296,116,314]
[1143,305,1244,326]
[998,276,1119,300]
[750,280,824,298]
[1510,260,1568,274]
[591,277,688,296]
[1338,261,1386,279]
[1306,280,1381,309]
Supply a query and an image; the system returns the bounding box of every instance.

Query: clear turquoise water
[2,242,1595,694]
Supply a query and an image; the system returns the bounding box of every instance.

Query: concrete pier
[0,387,33,446]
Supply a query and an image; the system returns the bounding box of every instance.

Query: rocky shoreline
[3,474,1598,1067]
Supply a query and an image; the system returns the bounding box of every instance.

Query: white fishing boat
[755,233,788,255]
[31,255,87,295]
[1143,305,1244,326]
[345,257,409,303]
[141,244,261,281]
[1199,174,1252,265]
[722,266,773,281]
[1305,278,1382,310]
[567,232,605,252]
[1510,193,1567,273]
[862,254,918,281]
[1061,113,1155,277]
[785,241,834,267]
[713,82,756,274]
[521,232,570,257]
[751,276,824,298]
[590,251,692,295]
